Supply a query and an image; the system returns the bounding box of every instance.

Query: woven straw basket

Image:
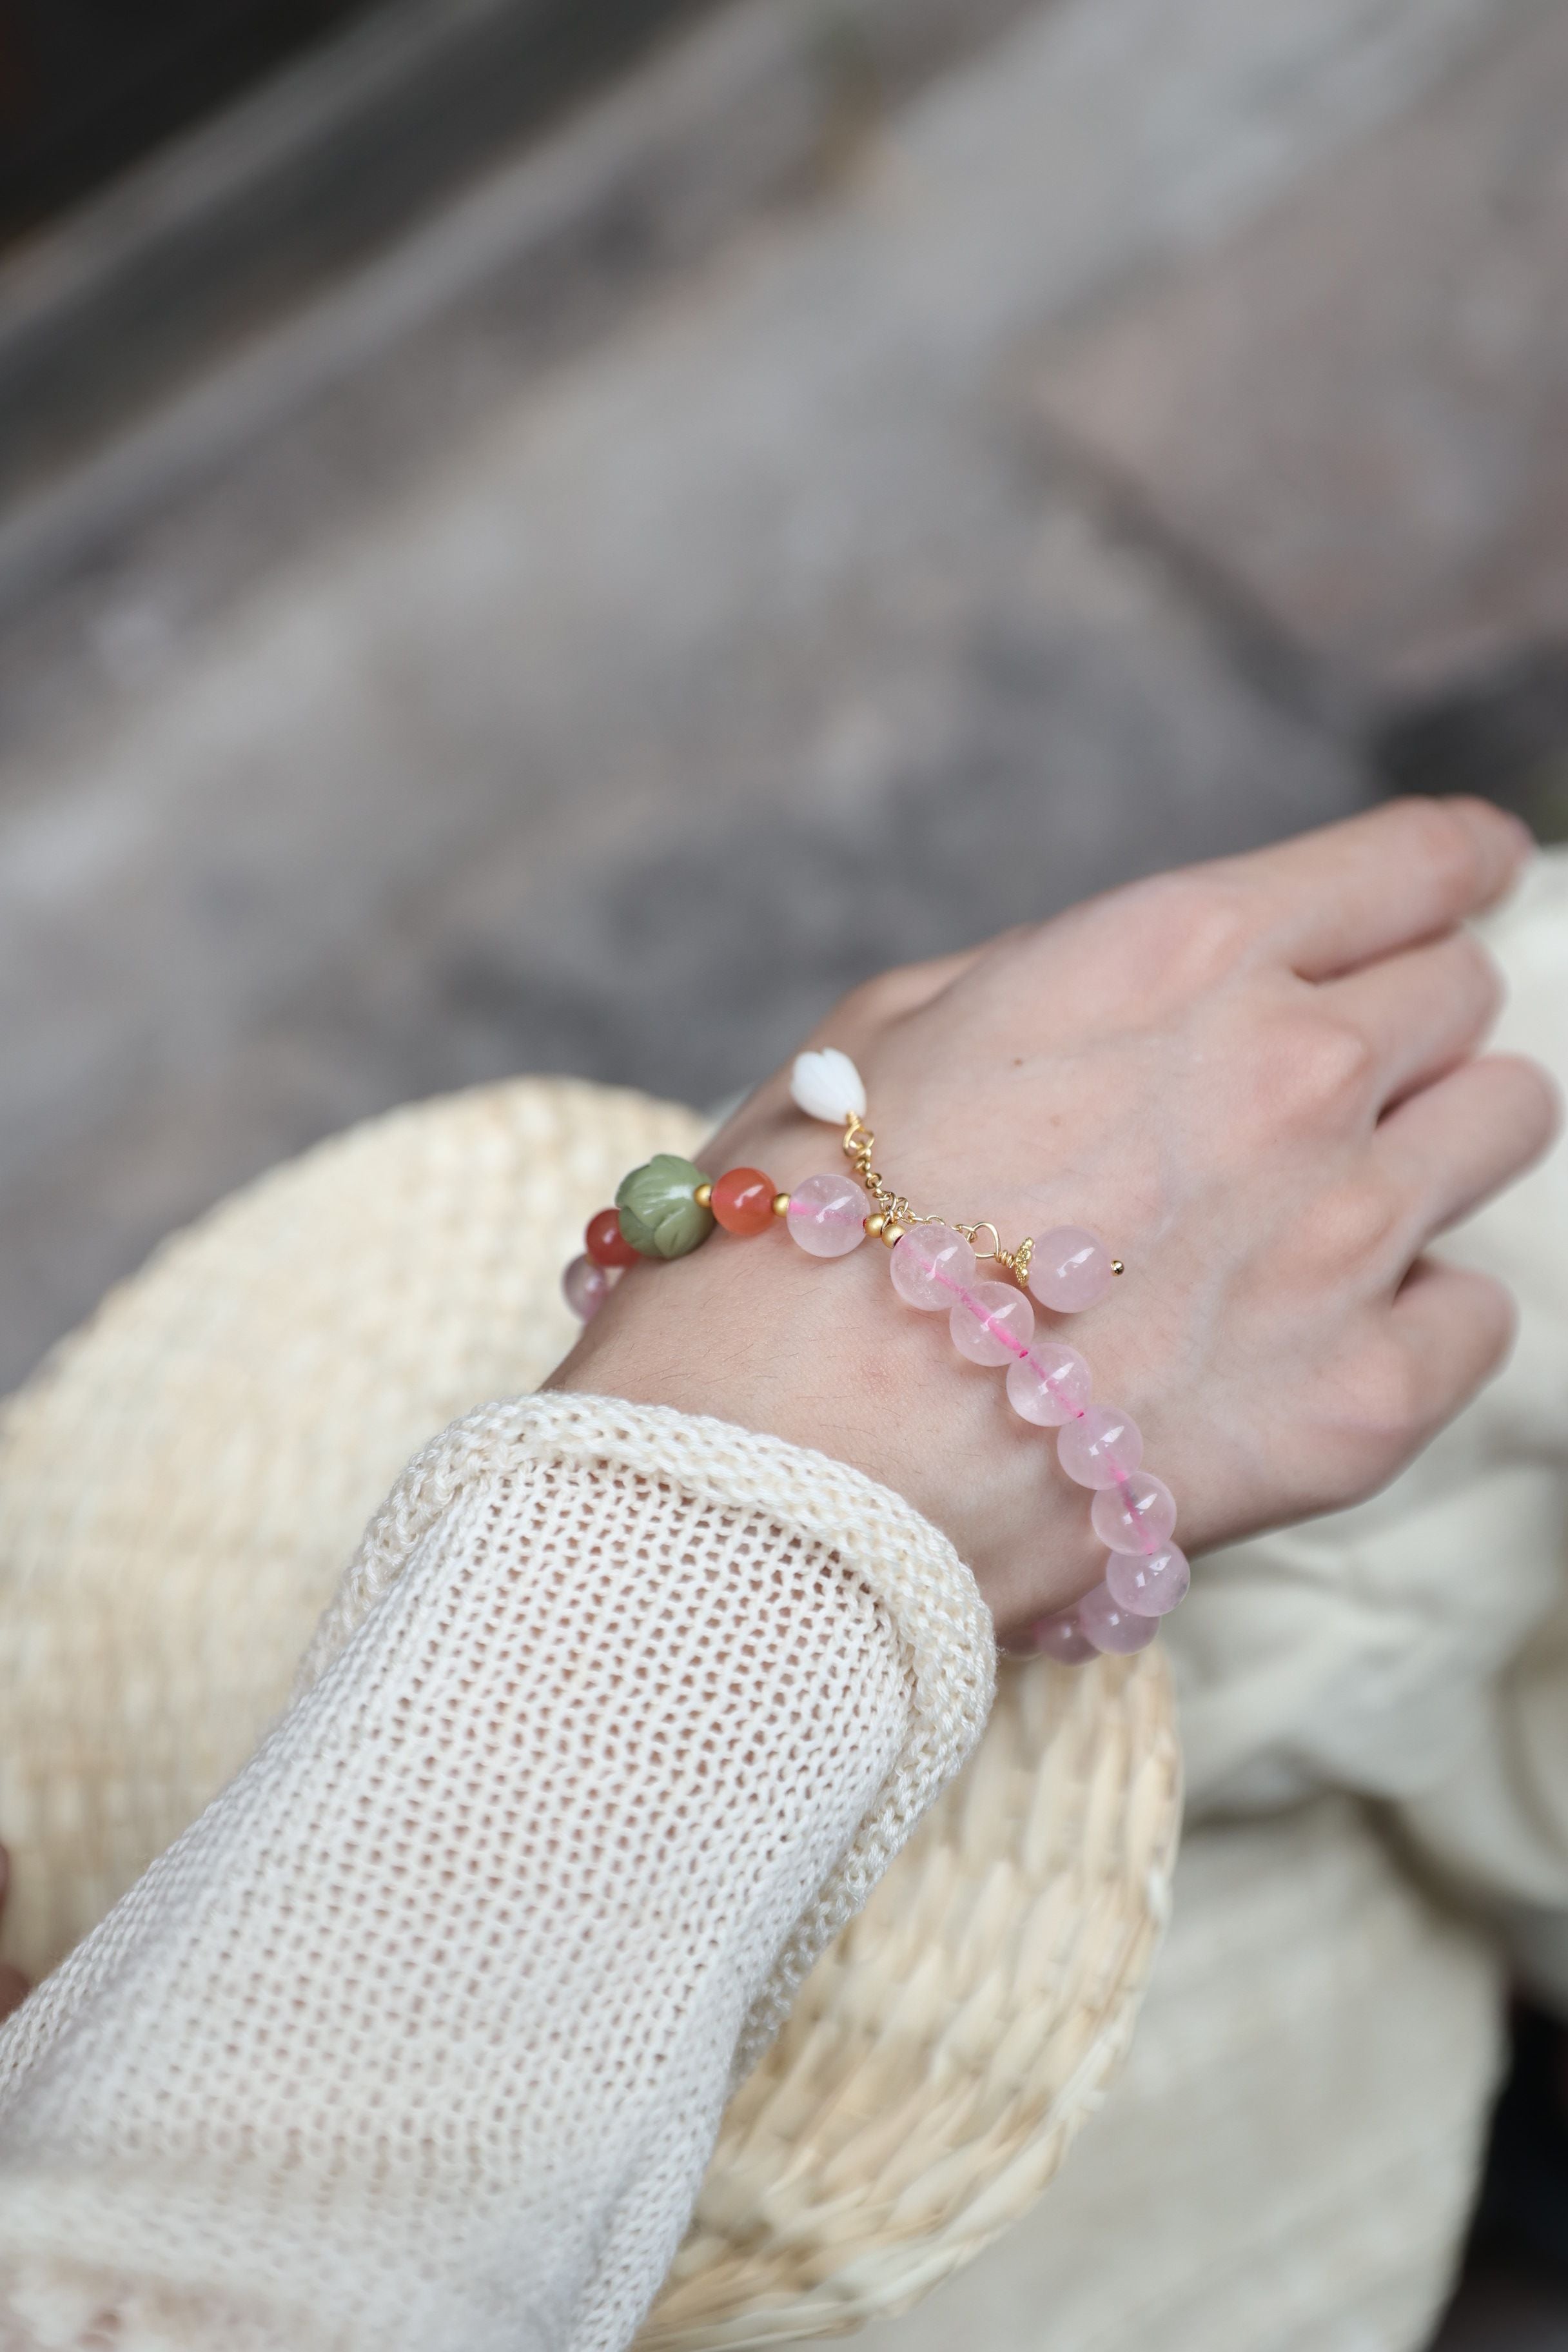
[0,1076,1180,2346]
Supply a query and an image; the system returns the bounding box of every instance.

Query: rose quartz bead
[1057,1404,1142,1489]
[1078,1581,1160,1654]
[1029,1226,1115,1314]
[1091,1472,1177,1554]
[1011,1609,1097,1665]
[1005,1342,1092,1427]
[950,1280,1035,1366]
[786,1171,871,1257]
[562,1253,611,1320]
[1106,1544,1190,1618]
[890,1222,977,1311]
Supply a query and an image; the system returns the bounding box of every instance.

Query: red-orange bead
[585,1208,640,1269]
[710,1167,778,1237]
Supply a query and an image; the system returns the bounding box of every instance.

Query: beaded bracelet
[562,1047,1188,1661]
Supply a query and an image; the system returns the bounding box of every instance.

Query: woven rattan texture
[645,1649,1176,2347]
[0,1075,1179,2346]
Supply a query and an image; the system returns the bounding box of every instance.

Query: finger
[1318,930,1504,1107]
[1389,1257,1518,1434]
[1375,1053,1562,1242]
[1222,798,1532,981]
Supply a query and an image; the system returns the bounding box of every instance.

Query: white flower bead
[789,1048,867,1125]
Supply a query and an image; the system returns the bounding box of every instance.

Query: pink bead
[1091,1472,1177,1553]
[1077,1581,1160,1654]
[1005,1342,1092,1427]
[950,1280,1034,1366]
[1106,1544,1190,1618]
[786,1172,870,1257]
[562,1253,612,1320]
[1057,1404,1142,1489]
[890,1222,977,1311]
[1030,1226,1115,1314]
[1010,1609,1097,1665]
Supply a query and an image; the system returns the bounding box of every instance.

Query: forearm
[0,1398,992,2351]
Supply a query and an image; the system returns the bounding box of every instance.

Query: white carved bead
[789,1048,867,1124]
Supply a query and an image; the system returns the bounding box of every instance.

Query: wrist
[550,1167,1102,1635]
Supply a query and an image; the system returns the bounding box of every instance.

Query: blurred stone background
[2,0,1567,2338]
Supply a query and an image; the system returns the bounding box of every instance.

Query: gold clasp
[841,1118,1044,1284]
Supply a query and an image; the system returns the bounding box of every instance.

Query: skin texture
[557,799,1561,1638]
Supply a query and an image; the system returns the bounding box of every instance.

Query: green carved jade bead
[615,1155,715,1259]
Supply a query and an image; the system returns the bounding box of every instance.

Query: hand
[556,800,1559,1636]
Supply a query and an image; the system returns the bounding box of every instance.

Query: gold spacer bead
[864,1212,886,1239]
[693,1182,713,1210]
[880,1221,906,1248]
[1111,1258,1125,1276]
[772,1191,792,1217]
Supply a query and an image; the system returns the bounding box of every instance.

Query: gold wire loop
[836,1112,1069,1292]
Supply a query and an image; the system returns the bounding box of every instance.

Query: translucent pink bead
[1057,1403,1142,1489]
[1010,1609,1097,1665]
[1091,1472,1177,1554]
[890,1222,977,1311]
[1029,1226,1115,1314]
[950,1280,1034,1366]
[1078,1581,1160,1654]
[562,1253,611,1320]
[1106,1544,1190,1618]
[786,1171,870,1257]
[1005,1342,1092,1427]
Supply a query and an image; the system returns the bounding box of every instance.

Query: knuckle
[1304,1176,1402,1273]
[1114,870,1257,992]
[1256,1009,1376,1127]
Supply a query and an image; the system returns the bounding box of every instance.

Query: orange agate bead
[710,1167,778,1237]
[584,1208,641,1269]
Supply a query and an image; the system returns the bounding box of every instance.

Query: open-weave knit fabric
[0,1395,994,2352]
[295,1393,997,2064]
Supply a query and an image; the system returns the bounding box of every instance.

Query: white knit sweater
[0,1396,995,2352]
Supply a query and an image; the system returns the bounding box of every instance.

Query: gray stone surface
[0,493,1361,1389]
[0,0,1509,1389]
[1033,0,1568,692]
[0,0,1044,623]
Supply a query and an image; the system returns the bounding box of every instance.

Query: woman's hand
[556,799,1559,1636]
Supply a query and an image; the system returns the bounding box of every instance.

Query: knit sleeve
[0,1395,994,2352]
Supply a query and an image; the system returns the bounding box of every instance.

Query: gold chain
[841,1113,1035,1289]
